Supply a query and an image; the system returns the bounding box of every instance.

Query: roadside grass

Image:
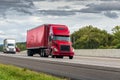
[0,64,67,80]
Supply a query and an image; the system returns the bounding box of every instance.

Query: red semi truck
[26,24,74,59]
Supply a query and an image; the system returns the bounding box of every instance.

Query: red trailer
[26,24,74,59]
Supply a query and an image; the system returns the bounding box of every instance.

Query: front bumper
[53,51,74,56]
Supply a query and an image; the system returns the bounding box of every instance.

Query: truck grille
[9,48,14,51]
[60,45,70,51]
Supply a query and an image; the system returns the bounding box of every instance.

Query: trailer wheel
[27,50,33,56]
[45,55,48,57]
[43,50,49,57]
[60,56,63,58]
[52,55,55,58]
[40,52,43,57]
[69,56,73,59]
[40,49,43,57]
[44,54,49,57]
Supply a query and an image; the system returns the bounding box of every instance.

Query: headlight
[53,48,58,52]
[72,48,74,52]
[6,48,9,51]
[14,48,16,51]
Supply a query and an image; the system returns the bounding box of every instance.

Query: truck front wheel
[56,56,63,58]
[69,56,73,59]
[52,55,55,58]
[13,52,16,54]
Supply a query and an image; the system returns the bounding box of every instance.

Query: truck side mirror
[51,35,53,39]
[49,35,53,41]
[71,36,75,44]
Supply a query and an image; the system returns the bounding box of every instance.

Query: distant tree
[112,26,120,47]
[71,25,113,49]
[16,42,26,51]
[0,45,3,51]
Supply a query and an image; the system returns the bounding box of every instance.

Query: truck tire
[13,52,16,54]
[44,50,49,57]
[44,54,49,57]
[60,56,63,58]
[27,50,33,56]
[69,56,73,59]
[40,52,43,57]
[40,49,44,57]
[27,50,30,56]
[52,55,55,58]
[56,56,63,58]
[40,49,49,57]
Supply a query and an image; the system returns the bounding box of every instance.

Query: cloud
[37,10,76,16]
[104,11,118,19]
[81,2,120,12]
[57,6,71,9]
[100,0,120,1]
[79,2,120,18]
[13,8,33,15]
[0,0,33,8]
[0,31,5,35]
[34,0,85,2]
[0,0,120,19]
[0,0,34,17]
[79,8,100,13]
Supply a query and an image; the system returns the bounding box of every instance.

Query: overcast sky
[0,0,120,44]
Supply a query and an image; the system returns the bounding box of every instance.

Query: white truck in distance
[3,39,16,54]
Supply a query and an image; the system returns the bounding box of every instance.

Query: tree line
[71,25,120,49]
[16,42,26,51]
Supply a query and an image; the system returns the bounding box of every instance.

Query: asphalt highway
[0,52,120,80]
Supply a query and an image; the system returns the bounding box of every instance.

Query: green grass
[0,64,67,80]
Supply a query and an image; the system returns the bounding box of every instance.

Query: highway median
[0,63,67,80]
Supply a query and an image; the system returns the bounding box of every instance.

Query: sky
[0,0,120,44]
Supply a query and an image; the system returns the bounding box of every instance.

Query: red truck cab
[48,24,74,59]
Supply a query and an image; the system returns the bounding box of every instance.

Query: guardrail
[21,49,120,58]
[75,49,120,58]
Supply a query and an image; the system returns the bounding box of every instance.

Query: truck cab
[48,24,74,59]
[3,39,16,54]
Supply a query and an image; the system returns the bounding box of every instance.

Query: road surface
[0,52,120,80]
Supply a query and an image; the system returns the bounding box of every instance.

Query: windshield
[8,44,15,46]
[53,36,70,41]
